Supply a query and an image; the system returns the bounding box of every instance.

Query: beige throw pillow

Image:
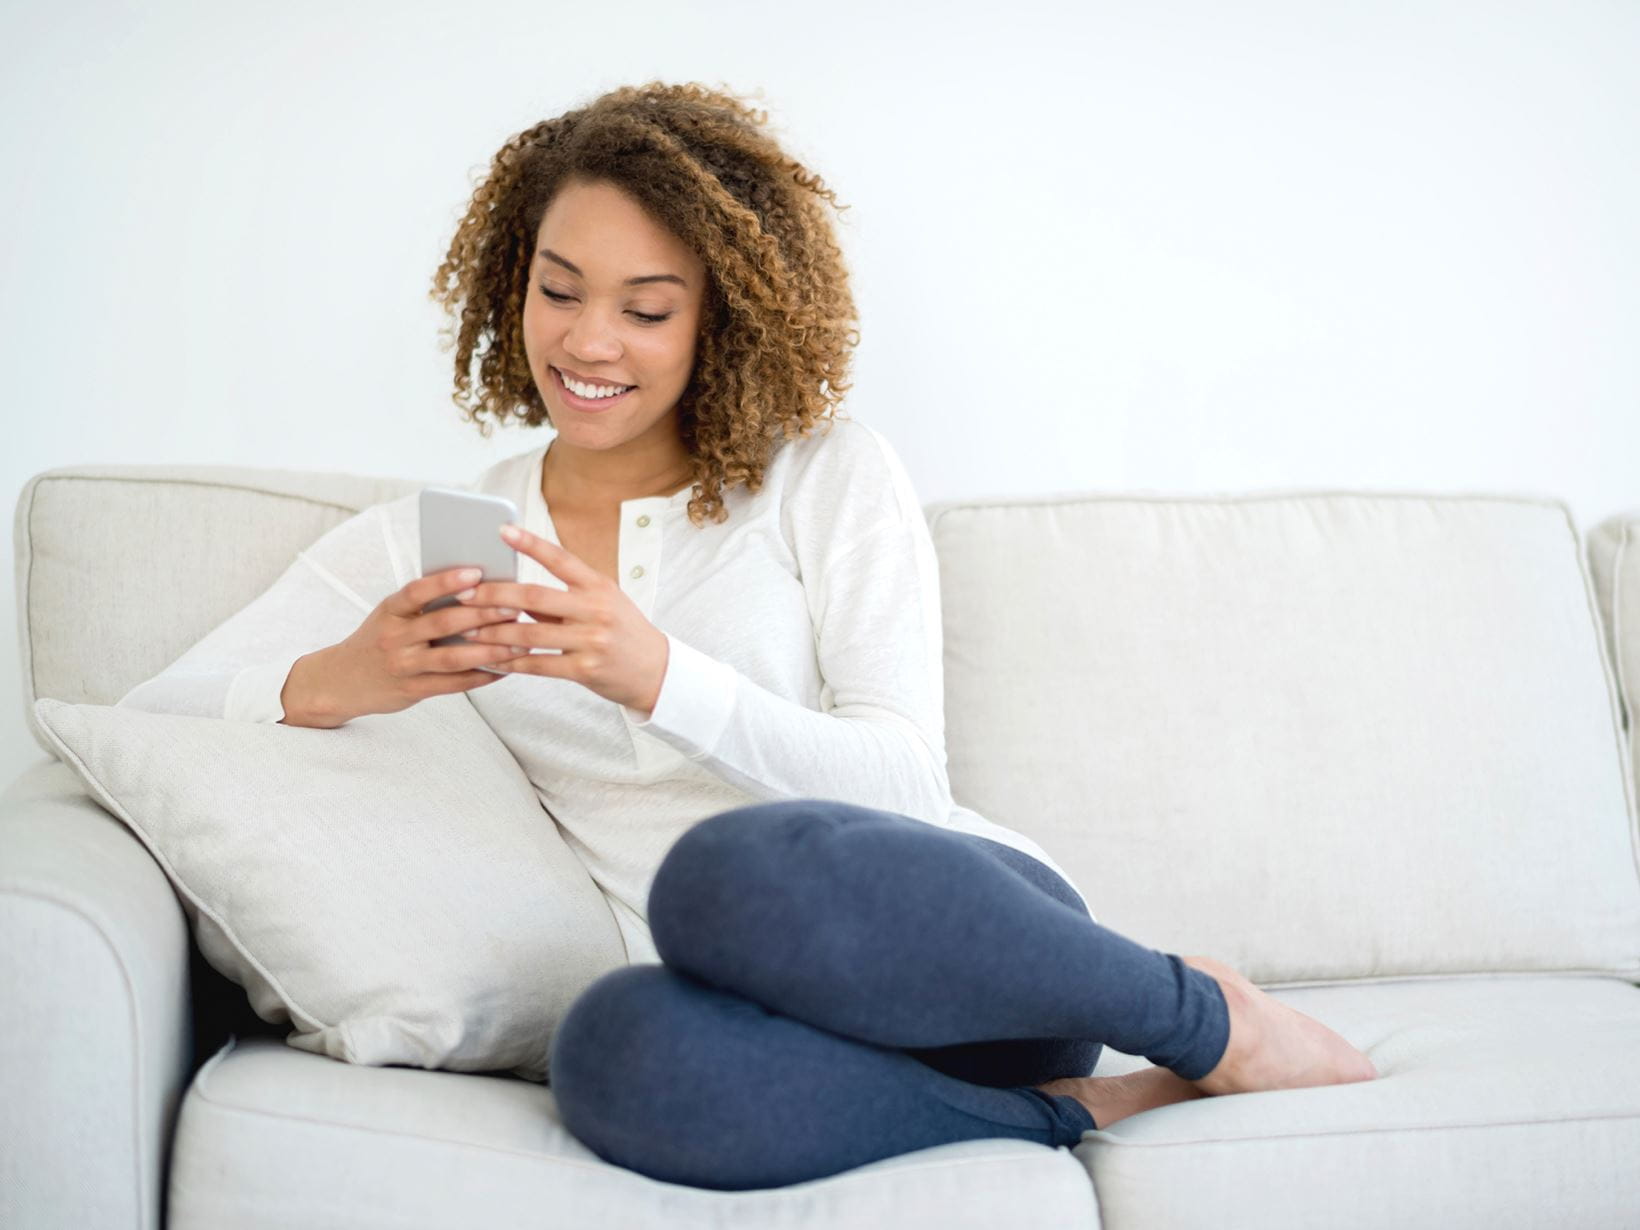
[32,694,627,1081]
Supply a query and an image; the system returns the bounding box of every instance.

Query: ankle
[1040,1068,1204,1129]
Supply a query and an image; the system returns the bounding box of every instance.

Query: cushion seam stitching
[29,472,379,513]
[1088,1105,1640,1150]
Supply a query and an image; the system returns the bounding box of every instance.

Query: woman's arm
[116,500,406,723]
[623,427,956,826]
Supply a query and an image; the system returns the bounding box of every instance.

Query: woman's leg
[548,962,1097,1191]
[893,831,1106,1088]
[645,800,1230,1081]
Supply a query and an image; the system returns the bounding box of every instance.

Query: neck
[542,435,694,509]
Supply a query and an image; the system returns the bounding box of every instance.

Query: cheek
[522,296,558,345]
[657,331,698,381]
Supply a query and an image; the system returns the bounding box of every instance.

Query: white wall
[4,0,1637,785]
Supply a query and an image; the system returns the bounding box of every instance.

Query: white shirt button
[636,514,651,528]
[630,565,645,579]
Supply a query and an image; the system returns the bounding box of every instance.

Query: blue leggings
[548,800,1231,1191]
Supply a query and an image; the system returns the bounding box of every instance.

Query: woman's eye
[537,285,672,325]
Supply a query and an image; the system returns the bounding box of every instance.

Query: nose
[562,305,622,364]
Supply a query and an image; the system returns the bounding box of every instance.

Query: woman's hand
[458,523,670,716]
[279,567,524,727]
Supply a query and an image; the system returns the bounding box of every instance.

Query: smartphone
[418,487,520,665]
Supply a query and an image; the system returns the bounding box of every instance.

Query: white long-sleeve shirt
[118,417,1091,963]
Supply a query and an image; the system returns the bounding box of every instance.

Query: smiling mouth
[550,367,638,412]
[551,366,636,399]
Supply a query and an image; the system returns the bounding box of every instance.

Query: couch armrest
[0,757,194,1230]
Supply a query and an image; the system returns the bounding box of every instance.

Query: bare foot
[1036,1065,1208,1129]
[1179,954,1378,1097]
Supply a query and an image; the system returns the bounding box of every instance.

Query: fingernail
[459,568,482,582]
[455,587,476,600]
[500,525,521,541]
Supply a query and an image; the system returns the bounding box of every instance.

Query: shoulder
[776,415,900,478]
[772,416,924,529]
[766,417,931,565]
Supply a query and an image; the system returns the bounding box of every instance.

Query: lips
[551,365,636,411]
[552,365,634,392]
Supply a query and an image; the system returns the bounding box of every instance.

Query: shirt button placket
[622,503,660,617]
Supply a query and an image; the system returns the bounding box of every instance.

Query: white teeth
[558,369,632,399]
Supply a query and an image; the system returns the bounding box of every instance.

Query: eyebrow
[538,248,688,288]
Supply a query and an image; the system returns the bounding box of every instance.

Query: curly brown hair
[429,81,860,527]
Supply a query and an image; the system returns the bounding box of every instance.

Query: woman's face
[523,178,708,450]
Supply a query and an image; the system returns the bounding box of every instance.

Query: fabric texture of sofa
[4,459,1638,1230]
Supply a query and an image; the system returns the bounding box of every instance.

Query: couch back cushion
[930,492,1640,986]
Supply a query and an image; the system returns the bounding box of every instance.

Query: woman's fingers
[411,602,520,643]
[414,638,519,674]
[393,567,484,619]
[460,580,580,620]
[464,619,591,652]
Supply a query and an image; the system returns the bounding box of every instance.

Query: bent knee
[651,799,901,901]
[552,965,679,1075]
[648,801,796,905]
[647,800,878,960]
[549,966,695,1142]
[549,965,765,1182]
[658,801,823,878]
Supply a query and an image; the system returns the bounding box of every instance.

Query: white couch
[4,461,1638,1230]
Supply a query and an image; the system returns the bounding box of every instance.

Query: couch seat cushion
[166,1037,1098,1230]
[1079,975,1640,1229]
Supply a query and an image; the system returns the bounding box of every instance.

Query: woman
[123,81,1376,1192]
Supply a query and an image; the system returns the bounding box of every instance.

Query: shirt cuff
[225,659,301,724]
[621,632,739,757]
